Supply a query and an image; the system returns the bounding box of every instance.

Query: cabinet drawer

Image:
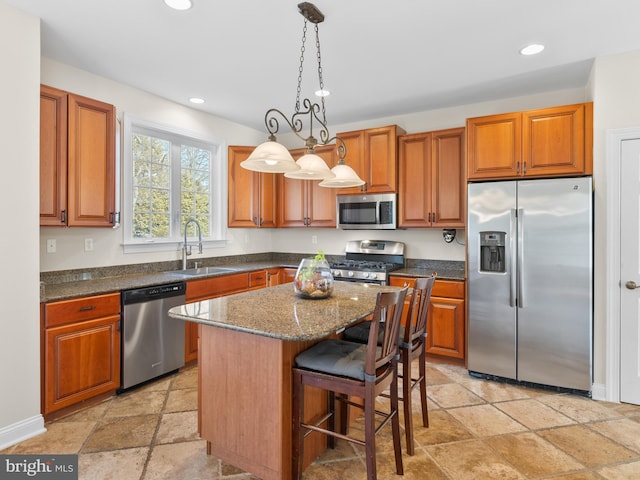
[389,276,464,299]
[432,280,464,299]
[45,292,120,328]
[186,272,249,302]
[249,270,267,289]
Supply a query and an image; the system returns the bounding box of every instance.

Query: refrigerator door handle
[510,208,517,307]
[517,208,525,308]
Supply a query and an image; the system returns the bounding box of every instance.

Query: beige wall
[0,2,43,446]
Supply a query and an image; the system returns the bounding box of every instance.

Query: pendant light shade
[240,141,300,173]
[284,153,335,180]
[318,163,366,188]
[240,3,363,187]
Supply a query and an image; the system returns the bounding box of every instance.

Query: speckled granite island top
[169,281,399,341]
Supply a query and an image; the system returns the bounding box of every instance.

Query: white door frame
[605,127,640,403]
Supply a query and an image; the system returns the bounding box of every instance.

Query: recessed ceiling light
[315,89,331,97]
[189,97,205,104]
[164,0,192,11]
[520,44,545,56]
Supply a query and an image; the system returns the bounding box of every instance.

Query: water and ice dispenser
[479,231,506,273]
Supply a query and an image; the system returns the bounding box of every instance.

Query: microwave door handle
[376,201,381,225]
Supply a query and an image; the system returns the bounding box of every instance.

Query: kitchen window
[122,114,226,252]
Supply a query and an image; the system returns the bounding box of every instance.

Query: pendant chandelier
[241,2,365,188]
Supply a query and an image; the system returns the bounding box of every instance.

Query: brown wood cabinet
[184,272,250,363]
[467,102,593,180]
[398,127,465,228]
[228,146,277,228]
[42,293,121,417]
[389,276,465,362]
[336,125,405,193]
[40,85,117,227]
[277,145,337,227]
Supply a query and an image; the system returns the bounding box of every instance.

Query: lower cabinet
[42,293,121,418]
[389,276,466,362]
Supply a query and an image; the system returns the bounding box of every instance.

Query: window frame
[122,113,227,253]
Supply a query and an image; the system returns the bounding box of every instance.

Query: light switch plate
[46,239,56,253]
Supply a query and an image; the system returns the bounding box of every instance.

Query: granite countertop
[169,282,398,341]
[41,262,294,303]
[41,257,465,303]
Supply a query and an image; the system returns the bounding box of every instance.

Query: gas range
[330,240,405,285]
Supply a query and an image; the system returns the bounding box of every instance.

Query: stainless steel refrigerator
[467,177,593,392]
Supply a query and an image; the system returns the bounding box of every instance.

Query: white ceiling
[7,0,640,131]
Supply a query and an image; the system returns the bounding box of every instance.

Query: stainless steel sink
[168,267,237,277]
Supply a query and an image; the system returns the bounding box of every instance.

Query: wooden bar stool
[343,274,436,455]
[292,287,408,480]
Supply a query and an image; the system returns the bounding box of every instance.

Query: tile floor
[3,363,640,479]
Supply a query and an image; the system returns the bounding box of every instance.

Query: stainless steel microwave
[336,193,396,230]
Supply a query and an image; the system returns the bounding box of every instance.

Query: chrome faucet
[182,218,203,270]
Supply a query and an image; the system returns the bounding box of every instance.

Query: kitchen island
[168,281,394,480]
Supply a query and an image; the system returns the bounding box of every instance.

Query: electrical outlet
[311,235,318,244]
[84,238,94,252]
[46,239,56,253]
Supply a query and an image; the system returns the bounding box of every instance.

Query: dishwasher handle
[122,282,186,305]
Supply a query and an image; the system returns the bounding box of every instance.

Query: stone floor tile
[538,394,622,423]
[427,439,526,480]
[155,411,199,445]
[3,420,95,454]
[487,432,584,476]
[427,383,484,409]
[597,460,640,479]
[144,440,220,480]
[170,367,198,390]
[495,398,577,430]
[164,388,197,413]
[448,404,528,437]
[79,447,148,480]
[548,472,609,480]
[104,390,167,418]
[83,415,159,453]
[458,377,533,403]
[410,410,474,446]
[539,424,637,467]
[588,418,640,453]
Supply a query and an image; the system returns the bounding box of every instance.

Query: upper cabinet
[277,145,337,228]
[336,125,405,193]
[40,85,117,227]
[228,145,277,228]
[466,102,593,180]
[398,127,466,228]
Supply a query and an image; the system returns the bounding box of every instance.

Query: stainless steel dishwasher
[120,282,186,391]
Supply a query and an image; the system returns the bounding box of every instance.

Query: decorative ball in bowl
[293,255,334,299]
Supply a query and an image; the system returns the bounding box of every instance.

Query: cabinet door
[44,315,120,414]
[277,173,307,227]
[228,146,258,227]
[398,132,432,227]
[281,268,297,284]
[427,296,465,360]
[40,85,68,226]
[67,93,116,227]
[307,145,337,227]
[522,102,592,177]
[228,146,276,228]
[467,112,522,180]
[364,125,403,193]
[431,127,466,228]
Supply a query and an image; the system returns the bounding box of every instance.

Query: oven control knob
[348,271,354,277]
[362,272,370,279]
[333,270,341,277]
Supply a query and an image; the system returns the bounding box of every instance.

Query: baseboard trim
[591,382,607,402]
[0,415,46,451]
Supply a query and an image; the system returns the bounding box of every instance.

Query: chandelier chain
[315,23,327,125]
[295,19,308,113]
